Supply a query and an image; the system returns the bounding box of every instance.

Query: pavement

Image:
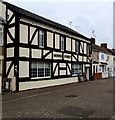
[1,78,114,119]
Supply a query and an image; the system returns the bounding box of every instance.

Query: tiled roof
[92,44,105,53]
[3,2,90,41]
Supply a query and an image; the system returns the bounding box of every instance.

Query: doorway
[85,67,90,80]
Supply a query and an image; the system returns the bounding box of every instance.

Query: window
[102,65,104,72]
[31,62,51,78]
[39,30,45,48]
[0,60,1,73]
[101,54,104,60]
[60,36,65,51]
[72,63,82,76]
[75,41,79,53]
[0,27,3,46]
[114,67,115,71]
[113,57,115,61]
[87,44,90,55]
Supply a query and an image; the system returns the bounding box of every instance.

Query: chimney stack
[90,38,95,44]
[101,43,107,49]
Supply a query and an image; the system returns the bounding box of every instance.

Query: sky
[5,0,113,49]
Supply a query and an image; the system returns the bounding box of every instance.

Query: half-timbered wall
[3,3,92,91]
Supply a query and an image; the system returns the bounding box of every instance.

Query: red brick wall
[94,73,102,80]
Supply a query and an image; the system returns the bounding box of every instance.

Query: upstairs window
[39,30,45,48]
[75,41,79,53]
[0,27,3,46]
[60,36,65,51]
[101,54,104,60]
[87,44,90,55]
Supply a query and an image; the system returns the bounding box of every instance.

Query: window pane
[76,41,79,53]
[38,63,44,77]
[45,63,50,77]
[39,30,44,47]
[0,33,3,45]
[61,36,64,51]
[31,62,37,78]
[72,64,82,75]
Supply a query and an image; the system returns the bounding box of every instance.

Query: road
[2,78,114,119]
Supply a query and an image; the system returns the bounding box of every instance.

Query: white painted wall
[19,77,78,91]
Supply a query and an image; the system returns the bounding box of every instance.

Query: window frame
[75,40,79,53]
[0,27,3,46]
[31,62,51,79]
[72,63,82,76]
[101,54,104,60]
[60,36,65,51]
[38,29,45,48]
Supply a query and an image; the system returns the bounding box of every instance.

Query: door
[86,67,90,80]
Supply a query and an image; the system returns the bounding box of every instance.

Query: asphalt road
[2,78,114,119]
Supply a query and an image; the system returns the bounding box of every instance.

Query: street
[2,78,114,119]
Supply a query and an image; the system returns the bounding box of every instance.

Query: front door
[86,67,90,80]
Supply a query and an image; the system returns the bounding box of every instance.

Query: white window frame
[31,62,51,79]
[0,27,3,46]
[39,30,45,48]
[60,36,64,51]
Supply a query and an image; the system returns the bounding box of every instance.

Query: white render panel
[7,34,13,44]
[6,61,14,78]
[60,70,66,75]
[72,40,75,52]
[20,17,90,44]
[0,3,6,20]
[7,48,14,57]
[19,61,29,77]
[19,77,78,91]
[7,27,15,43]
[53,63,58,76]
[84,43,86,54]
[53,52,62,60]
[66,37,71,51]
[31,27,38,45]
[60,63,66,67]
[64,53,71,61]
[79,56,82,61]
[32,49,41,58]
[8,9,15,24]
[80,42,83,53]
[55,34,60,49]
[20,24,28,44]
[19,47,29,57]
[47,32,53,48]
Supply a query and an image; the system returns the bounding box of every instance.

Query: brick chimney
[90,38,95,44]
[101,43,107,49]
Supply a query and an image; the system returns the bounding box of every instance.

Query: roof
[92,43,115,55]
[3,2,90,41]
[92,44,105,53]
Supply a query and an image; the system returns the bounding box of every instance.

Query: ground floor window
[72,63,82,76]
[31,62,51,79]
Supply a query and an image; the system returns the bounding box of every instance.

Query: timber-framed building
[0,2,92,91]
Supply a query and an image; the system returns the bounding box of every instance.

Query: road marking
[2,80,106,104]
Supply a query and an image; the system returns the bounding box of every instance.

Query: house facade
[0,2,92,91]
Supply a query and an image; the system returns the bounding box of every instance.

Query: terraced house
[0,2,92,91]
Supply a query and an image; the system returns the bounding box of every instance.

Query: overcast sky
[5,0,113,48]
